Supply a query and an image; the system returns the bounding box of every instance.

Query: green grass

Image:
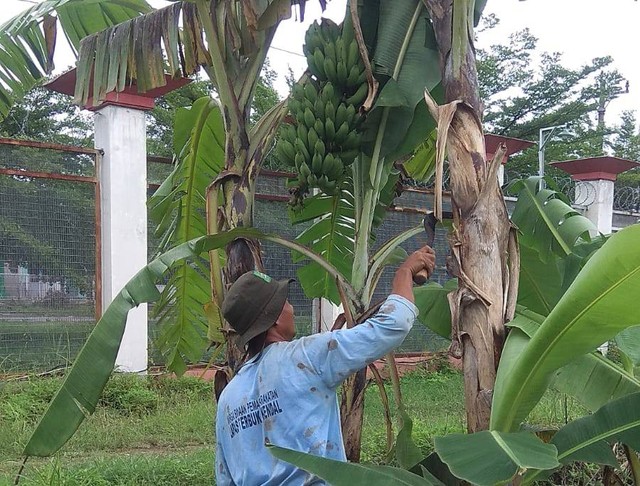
[0,366,594,485]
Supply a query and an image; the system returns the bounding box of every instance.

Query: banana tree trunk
[423,0,518,432]
[340,368,368,461]
[208,144,265,380]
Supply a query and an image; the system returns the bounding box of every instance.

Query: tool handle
[413,270,429,285]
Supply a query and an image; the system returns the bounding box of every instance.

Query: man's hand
[400,246,436,279]
[391,246,436,303]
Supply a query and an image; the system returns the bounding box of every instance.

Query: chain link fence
[0,139,99,373]
[6,141,638,373]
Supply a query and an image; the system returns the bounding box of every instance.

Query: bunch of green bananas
[302,19,367,99]
[276,19,369,201]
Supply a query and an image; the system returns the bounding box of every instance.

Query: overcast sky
[2,0,639,127]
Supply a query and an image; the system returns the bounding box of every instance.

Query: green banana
[336,60,348,87]
[303,108,315,129]
[288,99,301,117]
[313,49,326,79]
[334,103,348,128]
[292,83,305,101]
[321,82,335,104]
[323,57,337,82]
[304,82,318,104]
[307,54,321,79]
[334,121,350,144]
[325,41,337,66]
[324,100,336,126]
[307,127,319,150]
[312,152,323,174]
[314,139,326,158]
[347,40,359,68]
[340,149,359,165]
[295,138,311,164]
[341,130,360,151]
[344,104,357,125]
[296,123,309,149]
[325,118,336,142]
[345,83,367,106]
[299,161,311,179]
[346,64,361,88]
[314,119,325,139]
[324,178,337,195]
[331,155,345,178]
[335,38,345,65]
[283,124,297,143]
[278,139,296,162]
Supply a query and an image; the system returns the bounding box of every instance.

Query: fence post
[551,157,640,234]
[94,103,150,373]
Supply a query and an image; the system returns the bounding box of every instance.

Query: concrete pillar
[551,156,640,235]
[95,105,149,372]
[314,298,343,333]
[43,70,192,373]
[577,179,614,234]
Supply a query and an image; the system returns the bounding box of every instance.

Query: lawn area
[0,365,587,485]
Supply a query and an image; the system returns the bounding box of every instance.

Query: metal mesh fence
[0,141,98,373]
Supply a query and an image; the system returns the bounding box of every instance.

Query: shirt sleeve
[296,294,418,389]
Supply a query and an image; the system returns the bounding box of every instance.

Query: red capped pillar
[551,157,639,234]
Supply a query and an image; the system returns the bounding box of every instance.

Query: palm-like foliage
[0,0,151,119]
[148,97,225,374]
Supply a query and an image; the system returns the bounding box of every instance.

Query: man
[215,246,436,485]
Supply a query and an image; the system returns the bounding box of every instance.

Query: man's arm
[295,246,436,389]
[391,246,436,303]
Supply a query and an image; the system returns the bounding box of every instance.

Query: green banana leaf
[0,0,151,119]
[268,445,442,485]
[433,430,559,486]
[360,0,441,161]
[395,409,425,470]
[509,177,597,263]
[524,392,640,483]
[24,228,353,457]
[491,224,640,432]
[518,234,606,317]
[508,307,640,412]
[148,97,225,375]
[290,186,355,304]
[517,246,564,316]
[616,325,640,367]
[413,279,457,339]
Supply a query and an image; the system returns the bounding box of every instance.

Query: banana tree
[0,0,152,120]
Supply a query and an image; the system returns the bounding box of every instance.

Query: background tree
[476,19,628,175]
[0,87,91,146]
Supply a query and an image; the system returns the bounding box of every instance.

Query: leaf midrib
[501,263,640,430]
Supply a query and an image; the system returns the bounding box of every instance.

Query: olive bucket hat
[222,271,294,348]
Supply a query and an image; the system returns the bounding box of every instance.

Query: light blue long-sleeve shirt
[215,294,418,486]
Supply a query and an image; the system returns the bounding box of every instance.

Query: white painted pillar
[95,105,148,373]
[313,298,343,333]
[578,179,614,234]
[497,165,505,187]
